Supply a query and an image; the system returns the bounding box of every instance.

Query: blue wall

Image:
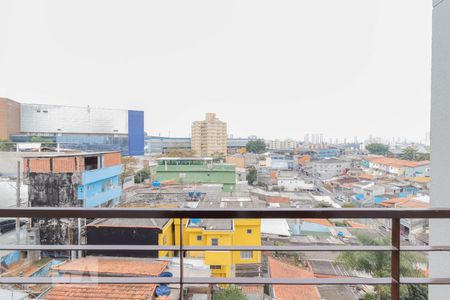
[77,165,123,208]
[128,110,145,156]
[1,251,20,266]
[318,148,341,159]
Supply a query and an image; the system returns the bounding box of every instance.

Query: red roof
[365,157,429,168]
[380,198,428,209]
[267,196,290,204]
[53,258,168,277]
[268,257,320,300]
[43,284,155,300]
[303,218,333,227]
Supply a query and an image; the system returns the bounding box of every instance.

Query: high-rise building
[191,113,227,156]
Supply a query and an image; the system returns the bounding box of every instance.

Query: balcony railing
[1,207,450,300]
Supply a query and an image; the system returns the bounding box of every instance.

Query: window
[211,238,219,246]
[240,251,253,259]
[210,265,221,270]
[197,235,202,241]
[246,229,252,234]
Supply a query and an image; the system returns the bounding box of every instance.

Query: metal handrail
[1,207,448,300]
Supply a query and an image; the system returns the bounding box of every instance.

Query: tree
[164,149,194,157]
[30,136,54,147]
[246,139,267,154]
[0,140,13,151]
[314,201,333,208]
[336,234,427,300]
[342,202,356,208]
[213,286,247,300]
[135,166,152,183]
[246,166,257,185]
[401,147,430,162]
[122,157,139,177]
[366,143,390,156]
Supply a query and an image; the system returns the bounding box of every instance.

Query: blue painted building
[25,152,123,208]
[318,148,341,159]
[24,152,123,246]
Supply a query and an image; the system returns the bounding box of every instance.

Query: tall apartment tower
[191,113,227,156]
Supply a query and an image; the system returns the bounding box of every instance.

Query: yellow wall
[233,219,261,264]
[158,219,175,258]
[174,218,261,278]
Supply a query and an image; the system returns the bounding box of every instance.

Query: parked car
[0,219,26,234]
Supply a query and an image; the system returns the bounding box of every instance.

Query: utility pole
[16,161,21,244]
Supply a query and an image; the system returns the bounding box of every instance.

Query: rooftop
[268,257,320,300]
[23,151,120,159]
[42,284,156,300]
[87,218,170,229]
[365,156,430,168]
[53,257,168,277]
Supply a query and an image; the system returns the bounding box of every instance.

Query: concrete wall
[430,0,450,299]
[0,152,47,177]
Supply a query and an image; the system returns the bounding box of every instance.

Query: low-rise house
[86,218,174,258]
[41,257,169,300]
[23,152,123,247]
[309,158,352,179]
[174,197,263,279]
[363,156,430,178]
[379,196,429,242]
[268,256,321,300]
[277,178,315,192]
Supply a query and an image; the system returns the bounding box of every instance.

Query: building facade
[144,136,192,155]
[266,139,298,151]
[430,1,450,298]
[0,98,21,140]
[144,135,254,156]
[0,99,144,156]
[191,113,227,156]
[24,152,123,247]
[174,198,262,279]
[310,158,352,179]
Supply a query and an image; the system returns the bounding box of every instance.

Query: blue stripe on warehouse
[128,110,145,156]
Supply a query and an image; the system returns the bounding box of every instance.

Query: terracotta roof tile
[268,257,320,300]
[380,198,428,209]
[43,284,155,300]
[53,258,168,277]
[365,157,429,168]
[267,196,290,204]
[302,218,333,227]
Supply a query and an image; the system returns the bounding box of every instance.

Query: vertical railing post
[391,218,400,300]
[179,218,184,300]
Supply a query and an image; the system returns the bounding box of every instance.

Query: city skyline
[0,0,431,143]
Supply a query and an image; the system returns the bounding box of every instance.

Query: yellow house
[174,217,261,278]
[158,218,175,258]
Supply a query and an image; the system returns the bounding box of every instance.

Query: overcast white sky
[0,1,432,142]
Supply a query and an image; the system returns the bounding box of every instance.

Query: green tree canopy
[366,143,390,156]
[314,201,333,208]
[213,286,247,300]
[336,234,427,300]
[246,166,257,185]
[0,140,13,151]
[246,139,267,154]
[401,147,430,161]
